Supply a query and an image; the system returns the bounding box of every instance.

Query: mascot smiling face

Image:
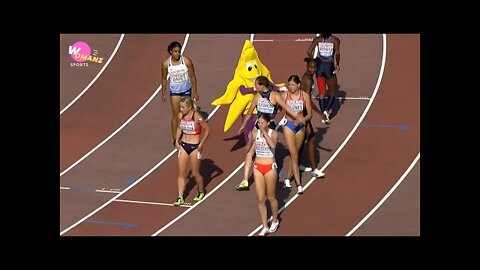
[211,40,274,132]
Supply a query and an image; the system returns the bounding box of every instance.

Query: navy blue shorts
[170,88,191,97]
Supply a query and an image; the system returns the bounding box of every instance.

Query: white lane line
[249,34,388,236]
[95,189,121,194]
[61,34,125,115]
[252,38,313,42]
[346,153,420,236]
[152,162,245,236]
[115,199,192,208]
[60,34,227,235]
[60,186,122,194]
[60,130,176,235]
[60,34,189,177]
[150,34,257,236]
[60,104,221,235]
[60,84,162,177]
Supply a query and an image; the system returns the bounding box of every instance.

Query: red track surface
[60,34,419,236]
[60,34,184,172]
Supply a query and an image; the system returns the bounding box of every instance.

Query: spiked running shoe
[235,179,250,191]
[173,196,185,206]
[194,191,205,202]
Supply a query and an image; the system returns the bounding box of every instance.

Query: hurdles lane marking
[115,199,192,208]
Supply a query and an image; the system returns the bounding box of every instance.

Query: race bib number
[171,72,188,84]
[257,98,274,114]
[180,120,195,134]
[318,42,334,57]
[255,142,272,157]
[288,100,304,113]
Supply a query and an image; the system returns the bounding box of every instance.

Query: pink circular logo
[70,41,91,62]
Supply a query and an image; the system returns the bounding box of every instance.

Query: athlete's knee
[267,194,277,202]
[257,195,267,204]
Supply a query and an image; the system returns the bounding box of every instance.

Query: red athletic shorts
[254,161,278,175]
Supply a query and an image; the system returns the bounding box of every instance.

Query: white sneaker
[323,111,330,124]
[297,185,303,194]
[284,179,291,188]
[323,110,330,120]
[269,219,279,233]
[299,165,312,172]
[258,226,270,236]
[312,168,325,178]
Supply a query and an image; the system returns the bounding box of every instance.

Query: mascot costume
[211,40,284,142]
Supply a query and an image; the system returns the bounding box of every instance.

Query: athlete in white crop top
[162,41,199,145]
[244,114,280,235]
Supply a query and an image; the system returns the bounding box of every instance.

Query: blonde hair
[180,96,197,111]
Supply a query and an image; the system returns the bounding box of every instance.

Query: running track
[60,34,419,236]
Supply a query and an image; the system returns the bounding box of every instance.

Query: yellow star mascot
[211,39,283,142]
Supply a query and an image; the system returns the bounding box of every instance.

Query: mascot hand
[239,85,255,95]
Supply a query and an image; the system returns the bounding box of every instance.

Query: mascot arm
[239,85,255,95]
[239,82,284,95]
[270,82,280,92]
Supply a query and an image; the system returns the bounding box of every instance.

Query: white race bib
[180,120,196,134]
[318,42,334,58]
[287,100,304,113]
[170,70,188,84]
[257,98,274,114]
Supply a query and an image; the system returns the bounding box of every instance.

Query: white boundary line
[346,153,420,236]
[151,34,257,236]
[152,162,245,236]
[60,83,163,176]
[115,199,192,208]
[61,102,221,236]
[252,38,313,42]
[249,33,388,236]
[60,34,228,235]
[60,186,121,194]
[60,34,190,177]
[95,189,121,194]
[60,34,125,115]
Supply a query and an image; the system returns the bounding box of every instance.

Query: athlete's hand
[192,92,199,101]
[334,66,340,74]
[294,114,305,126]
[175,141,180,151]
